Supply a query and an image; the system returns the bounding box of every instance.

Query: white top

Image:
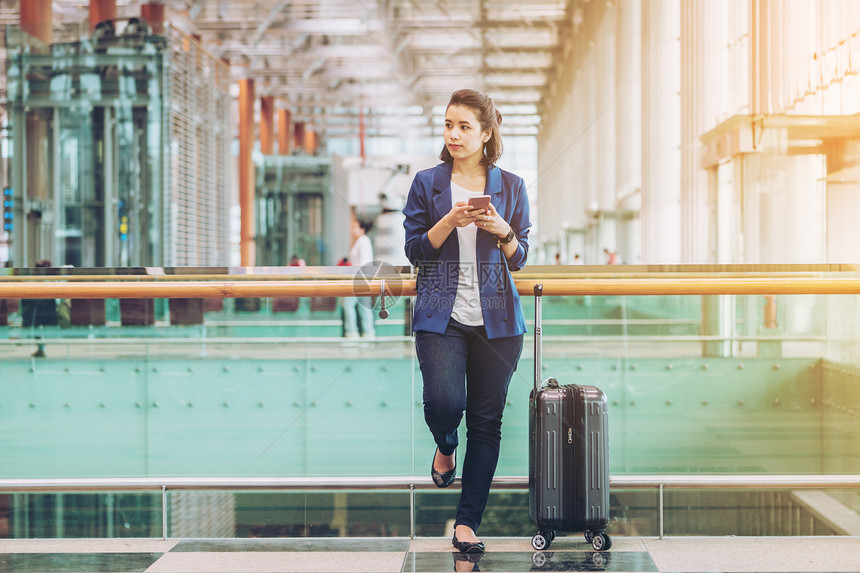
[349,233,373,267]
[450,180,485,326]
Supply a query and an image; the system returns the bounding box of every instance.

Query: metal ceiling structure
[5,0,572,138]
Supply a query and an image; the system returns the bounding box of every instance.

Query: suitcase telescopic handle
[534,283,543,394]
[378,279,389,319]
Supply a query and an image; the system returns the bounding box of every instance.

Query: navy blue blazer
[403,161,531,339]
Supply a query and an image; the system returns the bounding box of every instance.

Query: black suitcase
[529,283,612,551]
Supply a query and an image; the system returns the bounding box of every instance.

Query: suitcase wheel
[531,531,554,551]
[590,531,612,551]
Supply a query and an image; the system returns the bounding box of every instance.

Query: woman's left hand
[476,203,512,240]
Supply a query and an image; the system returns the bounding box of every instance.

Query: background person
[343,217,375,338]
[403,88,531,554]
[603,247,621,265]
[21,259,57,358]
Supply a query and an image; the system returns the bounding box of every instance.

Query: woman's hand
[445,201,483,228]
[475,203,512,239]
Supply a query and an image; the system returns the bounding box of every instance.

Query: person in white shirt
[343,217,375,338]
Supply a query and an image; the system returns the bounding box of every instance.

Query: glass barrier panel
[662,489,857,536]
[1,266,859,538]
[3,493,161,538]
[1,288,859,478]
[172,491,411,538]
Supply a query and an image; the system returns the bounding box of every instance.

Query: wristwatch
[497,228,516,247]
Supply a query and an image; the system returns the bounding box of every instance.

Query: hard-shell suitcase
[529,283,611,551]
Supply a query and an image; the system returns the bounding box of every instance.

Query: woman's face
[444,104,490,164]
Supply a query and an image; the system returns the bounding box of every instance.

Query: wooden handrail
[0,263,854,283]
[3,277,860,299]
[0,280,413,299]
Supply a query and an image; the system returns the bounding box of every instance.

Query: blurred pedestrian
[21,260,57,358]
[603,248,621,265]
[343,217,375,338]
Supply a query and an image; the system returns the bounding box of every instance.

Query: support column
[613,0,640,264]
[304,127,318,155]
[20,0,53,264]
[749,0,772,116]
[260,97,275,155]
[615,0,641,206]
[238,79,256,267]
[21,0,52,45]
[293,123,305,152]
[641,0,681,263]
[681,0,725,263]
[594,5,616,217]
[277,109,291,155]
[90,0,117,30]
[141,3,165,34]
[763,295,777,328]
[359,107,366,161]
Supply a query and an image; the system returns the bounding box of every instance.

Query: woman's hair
[439,89,503,168]
[352,213,373,234]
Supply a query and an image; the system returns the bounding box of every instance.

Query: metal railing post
[409,483,415,539]
[162,485,168,540]
[659,483,664,539]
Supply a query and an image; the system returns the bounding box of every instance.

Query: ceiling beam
[195,18,384,35]
[189,0,206,20]
[249,1,291,47]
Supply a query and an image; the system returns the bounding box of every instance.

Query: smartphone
[467,195,491,211]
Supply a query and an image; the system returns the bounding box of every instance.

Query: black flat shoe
[431,448,456,488]
[452,534,485,554]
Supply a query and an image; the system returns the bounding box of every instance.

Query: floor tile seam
[167,541,412,553]
[0,540,180,554]
[0,538,181,544]
[143,550,409,573]
[169,536,414,541]
[152,549,416,555]
[398,546,410,573]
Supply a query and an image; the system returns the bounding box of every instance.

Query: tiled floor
[1,536,859,573]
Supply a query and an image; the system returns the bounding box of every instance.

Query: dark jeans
[415,319,524,533]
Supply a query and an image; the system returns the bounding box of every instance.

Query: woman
[343,216,375,338]
[403,89,531,553]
